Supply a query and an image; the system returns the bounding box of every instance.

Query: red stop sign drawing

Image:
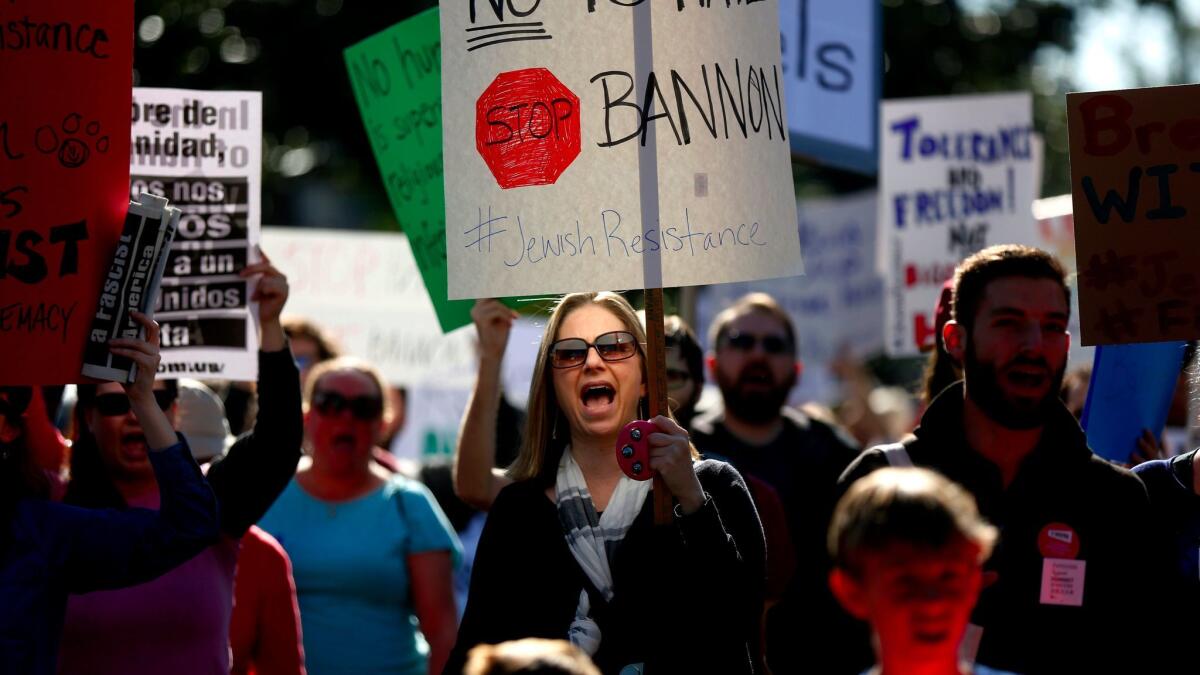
[476,68,581,189]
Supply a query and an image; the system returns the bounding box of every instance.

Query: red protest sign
[1067,85,1200,346]
[0,1,133,383]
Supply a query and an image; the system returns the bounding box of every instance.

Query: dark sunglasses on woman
[311,390,383,421]
[93,390,177,416]
[550,330,639,369]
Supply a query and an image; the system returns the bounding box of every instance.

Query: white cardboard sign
[260,227,478,387]
[696,190,882,405]
[130,88,262,380]
[440,1,802,299]
[877,92,1038,356]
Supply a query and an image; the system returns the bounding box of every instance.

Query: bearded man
[692,292,866,675]
[839,245,1156,675]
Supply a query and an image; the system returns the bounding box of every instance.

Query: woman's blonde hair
[508,292,647,485]
[464,638,600,675]
[303,356,394,426]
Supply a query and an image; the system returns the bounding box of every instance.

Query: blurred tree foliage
[133,0,436,229]
[131,1,1089,228]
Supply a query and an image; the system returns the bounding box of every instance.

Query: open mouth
[331,432,356,452]
[911,627,951,645]
[1006,367,1049,390]
[120,431,148,457]
[580,383,616,411]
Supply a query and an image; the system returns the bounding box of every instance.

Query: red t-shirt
[230,526,306,675]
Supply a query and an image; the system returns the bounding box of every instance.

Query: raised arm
[206,250,303,537]
[453,299,516,510]
[57,313,219,592]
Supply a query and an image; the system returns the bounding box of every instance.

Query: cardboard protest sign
[260,227,479,387]
[345,9,481,333]
[878,93,1038,356]
[696,190,882,404]
[130,88,262,380]
[440,0,802,300]
[82,194,179,382]
[0,0,133,384]
[1081,341,1186,463]
[1032,194,1095,369]
[391,318,542,464]
[779,0,880,175]
[1067,85,1200,345]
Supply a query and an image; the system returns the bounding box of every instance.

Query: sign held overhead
[1067,84,1200,346]
[440,0,803,299]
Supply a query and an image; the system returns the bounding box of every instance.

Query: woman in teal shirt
[259,357,460,675]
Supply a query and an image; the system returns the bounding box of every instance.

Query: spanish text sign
[0,0,133,384]
[878,93,1038,356]
[130,88,262,381]
[1066,85,1200,346]
[440,1,803,299]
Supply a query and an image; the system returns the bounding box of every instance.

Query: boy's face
[832,541,983,665]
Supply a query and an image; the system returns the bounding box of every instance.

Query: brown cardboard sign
[1066,84,1200,346]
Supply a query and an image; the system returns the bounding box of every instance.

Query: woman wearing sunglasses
[1,315,220,675]
[258,356,461,675]
[447,292,765,675]
[57,254,304,675]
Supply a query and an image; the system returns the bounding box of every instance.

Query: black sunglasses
[550,330,639,369]
[312,390,383,421]
[93,390,177,417]
[723,331,791,355]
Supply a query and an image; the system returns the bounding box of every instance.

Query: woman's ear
[83,407,98,436]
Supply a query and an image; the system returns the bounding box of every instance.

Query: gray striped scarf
[555,446,651,655]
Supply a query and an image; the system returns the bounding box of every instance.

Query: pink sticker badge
[1040,559,1086,607]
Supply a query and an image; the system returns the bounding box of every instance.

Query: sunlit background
[131,0,1199,232]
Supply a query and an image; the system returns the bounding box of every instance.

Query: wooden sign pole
[629,4,675,525]
[643,287,673,525]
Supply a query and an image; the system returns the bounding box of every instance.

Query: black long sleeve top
[839,383,1157,675]
[446,459,766,675]
[208,346,303,538]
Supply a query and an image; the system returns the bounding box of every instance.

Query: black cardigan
[446,459,766,675]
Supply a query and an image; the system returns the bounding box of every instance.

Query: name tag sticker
[1040,558,1085,606]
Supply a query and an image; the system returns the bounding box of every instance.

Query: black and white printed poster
[129,88,262,379]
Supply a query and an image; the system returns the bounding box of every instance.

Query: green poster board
[344,8,478,332]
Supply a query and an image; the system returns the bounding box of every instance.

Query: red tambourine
[615,420,657,481]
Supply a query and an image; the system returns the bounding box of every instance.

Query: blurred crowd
[3,243,1198,675]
